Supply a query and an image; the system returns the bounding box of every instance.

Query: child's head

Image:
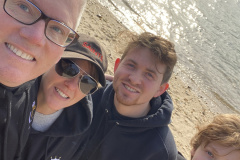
[190,114,240,160]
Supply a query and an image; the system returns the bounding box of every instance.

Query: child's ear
[114,58,121,73]
[190,149,195,160]
[153,83,169,97]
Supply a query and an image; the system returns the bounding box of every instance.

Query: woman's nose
[64,76,79,91]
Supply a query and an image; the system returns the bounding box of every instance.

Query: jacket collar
[36,95,93,137]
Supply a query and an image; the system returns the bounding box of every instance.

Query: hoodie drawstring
[3,91,12,160]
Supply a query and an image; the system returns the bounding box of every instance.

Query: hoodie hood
[97,83,173,129]
[118,92,173,128]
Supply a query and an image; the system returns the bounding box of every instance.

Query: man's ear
[154,83,169,97]
[114,58,121,73]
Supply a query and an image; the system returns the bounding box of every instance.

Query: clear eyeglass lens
[5,0,41,24]
[4,0,76,46]
[46,20,74,46]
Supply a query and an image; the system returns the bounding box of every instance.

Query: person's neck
[0,80,21,88]
[114,94,151,118]
[36,93,56,115]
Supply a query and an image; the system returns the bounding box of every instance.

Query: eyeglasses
[55,59,99,94]
[3,0,79,47]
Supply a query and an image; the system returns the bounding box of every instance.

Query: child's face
[191,142,240,160]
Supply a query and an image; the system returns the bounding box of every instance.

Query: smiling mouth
[123,84,138,93]
[55,87,69,99]
[6,43,35,61]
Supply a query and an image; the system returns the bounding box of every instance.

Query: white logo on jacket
[51,156,61,160]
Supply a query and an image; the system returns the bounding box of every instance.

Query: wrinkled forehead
[31,0,83,29]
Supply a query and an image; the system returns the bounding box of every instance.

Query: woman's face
[191,142,240,160]
[37,58,95,114]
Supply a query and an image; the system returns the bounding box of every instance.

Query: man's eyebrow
[30,0,68,25]
[127,59,160,75]
[126,59,136,65]
[146,68,158,75]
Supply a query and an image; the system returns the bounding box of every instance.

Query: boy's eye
[127,63,135,68]
[145,72,155,80]
[206,151,214,159]
[146,72,153,78]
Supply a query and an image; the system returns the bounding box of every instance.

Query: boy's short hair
[190,114,240,152]
[121,32,177,84]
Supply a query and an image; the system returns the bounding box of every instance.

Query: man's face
[192,142,240,160]
[0,0,84,87]
[113,47,167,107]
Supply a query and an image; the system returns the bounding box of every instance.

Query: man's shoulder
[152,126,178,160]
[145,126,176,149]
[153,125,172,137]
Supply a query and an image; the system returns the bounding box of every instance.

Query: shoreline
[77,0,236,158]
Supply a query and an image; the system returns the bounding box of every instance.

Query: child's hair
[190,114,240,152]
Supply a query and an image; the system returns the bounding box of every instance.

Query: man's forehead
[124,57,165,75]
[124,49,166,74]
[31,0,78,28]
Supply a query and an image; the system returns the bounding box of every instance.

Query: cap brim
[62,51,106,87]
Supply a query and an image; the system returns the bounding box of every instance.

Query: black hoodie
[81,83,178,160]
[0,78,39,160]
[21,95,93,160]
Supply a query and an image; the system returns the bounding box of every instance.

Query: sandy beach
[77,0,236,159]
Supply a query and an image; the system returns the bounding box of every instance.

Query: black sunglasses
[55,59,99,94]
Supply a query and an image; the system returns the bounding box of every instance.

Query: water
[97,0,240,113]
